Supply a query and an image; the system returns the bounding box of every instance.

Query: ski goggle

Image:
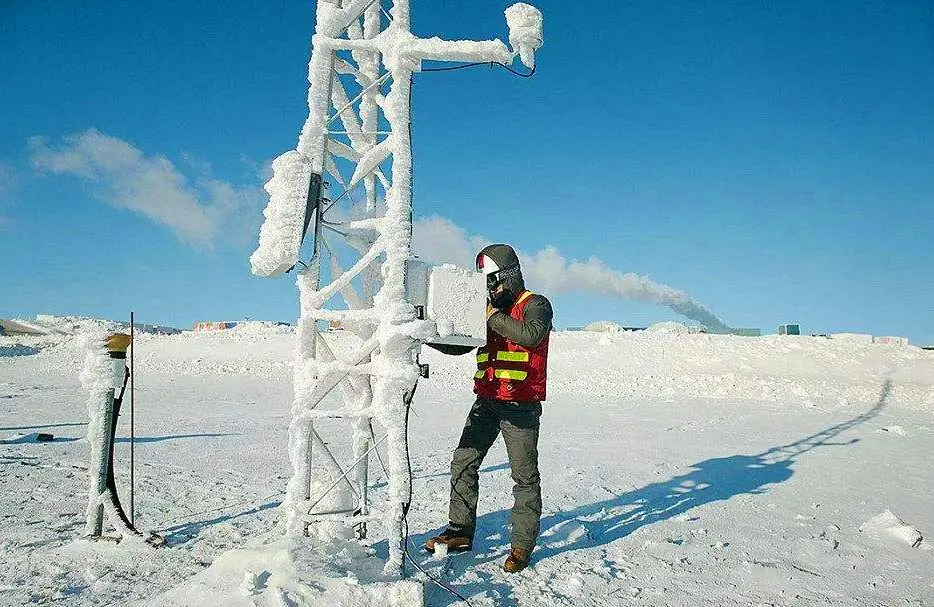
[485,265,519,290]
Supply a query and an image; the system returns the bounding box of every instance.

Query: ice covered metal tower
[251,0,543,574]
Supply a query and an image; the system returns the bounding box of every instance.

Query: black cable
[498,62,536,78]
[421,61,491,72]
[401,384,415,576]
[400,380,474,607]
[106,369,141,535]
[421,61,536,78]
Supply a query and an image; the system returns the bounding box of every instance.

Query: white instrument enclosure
[405,260,487,347]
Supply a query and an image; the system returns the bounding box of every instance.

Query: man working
[425,244,553,573]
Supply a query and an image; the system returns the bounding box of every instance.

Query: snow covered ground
[2,323,933,606]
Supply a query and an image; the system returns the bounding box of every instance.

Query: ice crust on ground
[2,325,934,605]
[860,510,925,549]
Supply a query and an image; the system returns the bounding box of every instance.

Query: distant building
[830,333,873,344]
[873,336,910,346]
[192,321,239,331]
[778,324,800,335]
[192,320,289,332]
[729,328,762,337]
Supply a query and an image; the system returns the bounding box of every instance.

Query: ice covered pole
[83,333,131,537]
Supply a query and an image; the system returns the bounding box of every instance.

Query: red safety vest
[474,290,549,402]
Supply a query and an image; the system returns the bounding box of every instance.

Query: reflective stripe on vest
[475,367,528,381]
[476,350,528,367]
[496,351,529,362]
[494,369,527,380]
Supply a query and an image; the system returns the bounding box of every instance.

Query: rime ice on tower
[250,0,543,575]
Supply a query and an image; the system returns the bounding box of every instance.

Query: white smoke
[412,215,731,333]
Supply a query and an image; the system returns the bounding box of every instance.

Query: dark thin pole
[129,311,135,526]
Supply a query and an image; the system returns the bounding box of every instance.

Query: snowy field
[2,322,933,606]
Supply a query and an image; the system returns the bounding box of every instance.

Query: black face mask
[489,286,513,309]
[487,265,519,309]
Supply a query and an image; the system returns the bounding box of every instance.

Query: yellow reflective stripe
[514,291,534,307]
[493,369,527,381]
[474,370,486,379]
[495,351,529,362]
[476,353,489,363]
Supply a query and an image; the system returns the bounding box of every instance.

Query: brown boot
[424,526,473,553]
[503,547,531,573]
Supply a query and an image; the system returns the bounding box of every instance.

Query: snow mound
[152,539,423,607]
[583,320,624,333]
[859,510,924,548]
[28,315,120,336]
[4,318,56,335]
[644,321,690,334]
[0,432,54,444]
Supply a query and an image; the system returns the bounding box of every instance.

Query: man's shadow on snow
[414,380,891,606]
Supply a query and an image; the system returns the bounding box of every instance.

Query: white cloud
[412,215,730,331]
[28,129,262,247]
[411,215,488,266]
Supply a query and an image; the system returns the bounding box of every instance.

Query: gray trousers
[449,397,543,550]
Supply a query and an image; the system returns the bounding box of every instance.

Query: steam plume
[412,216,731,333]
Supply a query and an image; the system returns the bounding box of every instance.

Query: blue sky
[1,1,932,343]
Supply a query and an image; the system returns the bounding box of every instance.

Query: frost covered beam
[323,36,513,66]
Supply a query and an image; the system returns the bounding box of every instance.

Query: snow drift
[2,324,933,606]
